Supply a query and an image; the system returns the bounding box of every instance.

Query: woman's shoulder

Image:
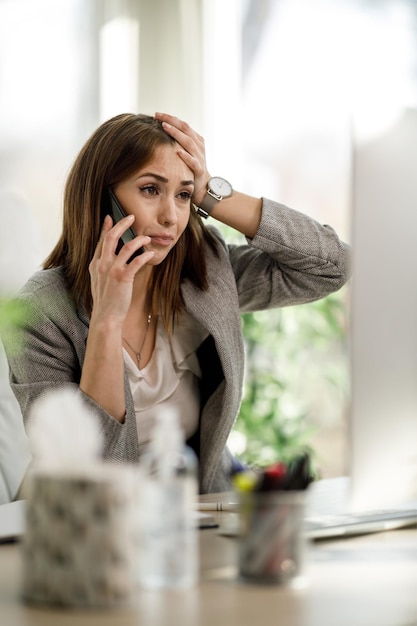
[19,266,68,297]
[18,267,77,317]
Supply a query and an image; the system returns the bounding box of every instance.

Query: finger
[177,147,210,183]
[100,214,113,237]
[155,112,190,131]
[176,147,196,168]
[160,121,205,168]
[101,213,135,256]
[155,112,202,144]
[161,121,195,150]
[92,214,112,259]
[116,236,151,265]
[124,248,155,270]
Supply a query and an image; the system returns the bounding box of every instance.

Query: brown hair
[44,113,218,329]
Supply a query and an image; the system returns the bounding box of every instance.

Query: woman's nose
[158,196,178,225]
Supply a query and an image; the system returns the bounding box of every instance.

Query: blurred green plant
[0,298,29,356]
[230,288,350,471]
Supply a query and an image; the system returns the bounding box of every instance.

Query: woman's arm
[80,214,154,423]
[206,191,263,239]
[227,198,351,311]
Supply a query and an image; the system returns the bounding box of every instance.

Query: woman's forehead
[132,143,193,181]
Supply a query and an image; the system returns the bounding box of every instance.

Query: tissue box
[22,465,140,608]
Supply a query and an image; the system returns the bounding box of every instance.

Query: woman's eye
[178,191,192,201]
[141,185,158,195]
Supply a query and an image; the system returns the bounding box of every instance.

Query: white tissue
[27,388,103,471]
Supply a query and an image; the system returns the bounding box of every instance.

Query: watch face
[209,176,233,198]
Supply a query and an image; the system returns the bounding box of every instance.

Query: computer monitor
[349,107,417,512]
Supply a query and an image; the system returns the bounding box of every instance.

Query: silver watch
[196,176,233,219]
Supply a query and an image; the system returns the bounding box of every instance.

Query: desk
[1,494,416,626]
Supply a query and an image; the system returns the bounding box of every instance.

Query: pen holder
[238,490,307,586]
[21,466,140,608]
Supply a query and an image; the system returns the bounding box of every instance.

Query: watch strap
[196,189,220,219]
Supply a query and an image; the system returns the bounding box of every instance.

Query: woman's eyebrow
[136,173,194,186]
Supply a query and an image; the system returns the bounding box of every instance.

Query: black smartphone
[102,188,145,261]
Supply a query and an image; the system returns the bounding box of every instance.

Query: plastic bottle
[138,406,199,588]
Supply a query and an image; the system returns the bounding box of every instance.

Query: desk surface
[1,493,416,626]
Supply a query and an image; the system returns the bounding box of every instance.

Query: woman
[5,113,351,493]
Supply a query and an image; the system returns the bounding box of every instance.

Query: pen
[197,502,239,512]
[284,453,314,490]
[256,462,287,492]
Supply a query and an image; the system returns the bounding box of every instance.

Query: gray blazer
[5,199,351,493]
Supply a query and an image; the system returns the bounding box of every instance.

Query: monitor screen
[349,107,417,511]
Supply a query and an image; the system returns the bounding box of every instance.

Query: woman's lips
[149,234,174,247]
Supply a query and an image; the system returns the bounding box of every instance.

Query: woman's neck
[131,265,153,308]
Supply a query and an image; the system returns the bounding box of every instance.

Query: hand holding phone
[102,189,145,262]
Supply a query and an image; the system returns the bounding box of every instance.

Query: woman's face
[113,143,194,265]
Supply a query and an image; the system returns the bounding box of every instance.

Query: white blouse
[123,312,209,446]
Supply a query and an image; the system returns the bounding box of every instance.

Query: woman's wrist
[89,311,124,337]
[208,192,263,239]
[193,176,234,219]
[191,177,211,209]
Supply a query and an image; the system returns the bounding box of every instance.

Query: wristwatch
[196,176,233,219]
